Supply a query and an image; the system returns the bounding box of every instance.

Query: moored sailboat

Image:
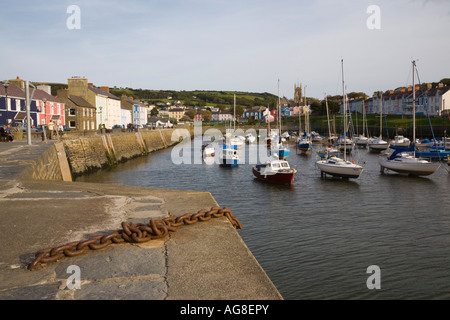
[379,61,440,176]
[317,59,363,179]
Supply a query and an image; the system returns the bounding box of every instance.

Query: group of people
[0,124,14,142]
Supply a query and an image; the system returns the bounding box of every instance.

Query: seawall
[21,128,192,180]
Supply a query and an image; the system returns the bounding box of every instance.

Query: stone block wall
[22,144,63,181]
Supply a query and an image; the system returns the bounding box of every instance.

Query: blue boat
[220,140,239,167]
[297,133,312,153]
[414,147,450,160]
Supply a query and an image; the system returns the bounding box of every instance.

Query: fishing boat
[379,61,441,176]
[252,157,297,185]
[316,59,363,179]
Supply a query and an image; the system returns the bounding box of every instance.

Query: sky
[1,0,450,101]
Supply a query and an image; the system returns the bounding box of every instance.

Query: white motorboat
[252,157,297,185]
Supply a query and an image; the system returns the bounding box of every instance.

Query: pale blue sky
[1,0,449,100]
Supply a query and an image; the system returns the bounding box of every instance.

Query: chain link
[28,206,242,270]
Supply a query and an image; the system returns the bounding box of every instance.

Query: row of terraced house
[343,83,450,116]
[0,76,152,130]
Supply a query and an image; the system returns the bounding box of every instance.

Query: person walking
[48,121,54,139]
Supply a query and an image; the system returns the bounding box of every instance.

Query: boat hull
[368,143,389,153]
[252,167,296,185]
[316,160,363,179]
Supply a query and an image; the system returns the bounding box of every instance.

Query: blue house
[0,83,36,126]
[243,106,265,120]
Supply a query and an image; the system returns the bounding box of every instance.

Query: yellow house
[169,107,185,121]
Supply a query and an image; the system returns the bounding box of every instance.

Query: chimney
[88,83,94,87]
[100,86,109,93]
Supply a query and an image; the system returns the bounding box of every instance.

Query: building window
[69,121,76,128]
[70,109,76,116]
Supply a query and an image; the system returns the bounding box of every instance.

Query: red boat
[252,159,297,185]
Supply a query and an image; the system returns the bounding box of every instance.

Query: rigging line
[415,66,437,143]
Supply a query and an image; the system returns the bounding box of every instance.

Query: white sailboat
[317,60,363,179]
[368,95,389,153]
[355,99,369,148]
[379,60,441,176]
[317,95,339,159]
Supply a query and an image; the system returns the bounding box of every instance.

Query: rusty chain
[28,206,242,271]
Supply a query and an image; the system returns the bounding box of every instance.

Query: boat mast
[325,95,332,142]
[233,94,236,132]
[379,92,383,139]
[341,59,347,160]
[412,60,416,156]
[298,84,302,136]
[278,79,281,136]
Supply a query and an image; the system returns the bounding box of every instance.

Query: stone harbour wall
[22,129,191,180]
[63,129,188,177]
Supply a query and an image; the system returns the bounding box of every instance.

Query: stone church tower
[294,83,303,104]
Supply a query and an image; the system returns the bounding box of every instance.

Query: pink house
[33,89,65,127]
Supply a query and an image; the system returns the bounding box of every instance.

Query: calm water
[76,137,450,300]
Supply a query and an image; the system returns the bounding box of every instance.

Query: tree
[185,109,196,120]
[310,101,322,115]
[150,108,159,117]
[202,110,212,123]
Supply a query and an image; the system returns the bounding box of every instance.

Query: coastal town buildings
[65,77,121,129]
[1,77,65,128]
[342,84,450,116]
[57,89,96,130]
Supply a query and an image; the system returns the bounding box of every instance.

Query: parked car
[36,125,43,132]
[22,126,38,132]
[112,125,123,129]
[62,125,71,131]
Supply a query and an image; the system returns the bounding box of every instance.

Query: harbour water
[76,136,450,300]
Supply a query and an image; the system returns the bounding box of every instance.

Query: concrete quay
[0,136,283,300]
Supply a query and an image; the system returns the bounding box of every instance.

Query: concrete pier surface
[0,137,283,300]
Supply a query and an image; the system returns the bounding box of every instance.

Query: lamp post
[42,98,48,143]
[4,80,10,125]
